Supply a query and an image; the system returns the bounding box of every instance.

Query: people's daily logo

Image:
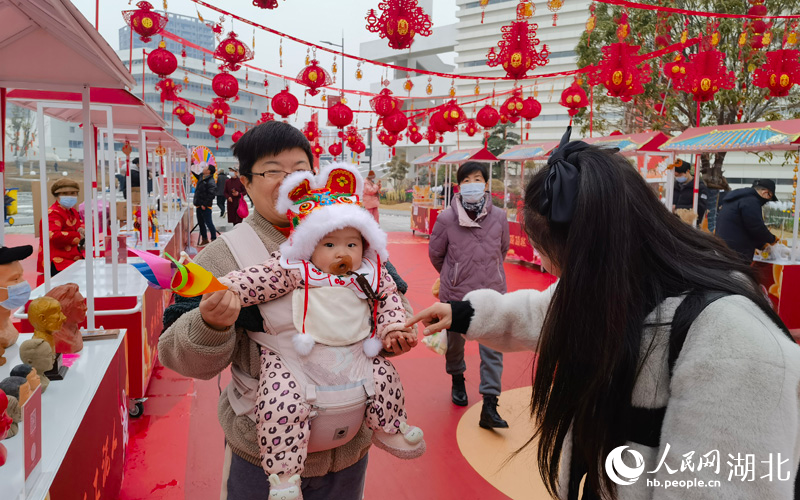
[605,446,645,485]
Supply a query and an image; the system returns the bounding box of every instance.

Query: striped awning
[661,120,800,153]
[583,131,671,155]
[438,147,497,164]
[497,142,560,161]
[411,151,445,165]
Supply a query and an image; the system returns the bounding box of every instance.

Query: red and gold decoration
[271,87,299,118]
[378,130,398,147]
[487,1,549,80]
[297,59,332,96]
[585,2,598,45]
[519,96,542,120]
[442,100,466,127]
[253,0,279,8]
[212,72,239,100]
[463,118,480,137]
[430,109,455,134]
[209,120,225,148]
[208,98,231,123]
[477,104,500,129]
[232,130,244,143]
[664,54,688,87]
[370,88,400,117]
[674,48,735,102]
[589,13,652,102]
[155,78,181,102]
[501,89,525,119]
[179,111,195,138]
[258,112,275,124]
[383,110,409,134]
[424,127,438,144]
[365,0,433,50]
[311,142,324,157]
[753,49,800,97]
[547,0,564,26]
[123,1,168,43]
[351,140,367,154]
[480,0,491,23]
[214,32,254,72]
[172,104,187,117]
[147,41,177,78]
[560,81,588,117]
[328,101,354,129]
[303,121,319,141]
[328,142,343,157]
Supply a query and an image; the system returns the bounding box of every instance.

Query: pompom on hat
[276,162,388,263]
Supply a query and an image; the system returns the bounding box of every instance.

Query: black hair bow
[539,126,591,224]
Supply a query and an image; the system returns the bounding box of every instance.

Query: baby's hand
[383,326,418,351]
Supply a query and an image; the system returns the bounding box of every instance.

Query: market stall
[410,151,445,236]
[437,146,498,208]
[662,119,800,337]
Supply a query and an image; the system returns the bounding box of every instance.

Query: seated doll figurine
[220,163,423,499]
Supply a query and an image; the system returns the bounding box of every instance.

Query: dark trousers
[196,206,217,242]
[446,330,503,397]
[217,195,227,215]
[223,447,368,500]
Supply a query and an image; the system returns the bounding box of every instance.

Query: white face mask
[59,196,78,209]
[460,183,486,203]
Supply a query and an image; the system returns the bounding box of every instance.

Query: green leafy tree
[386,153,410,196]
[487,122,520,180]
[575,0,800,190]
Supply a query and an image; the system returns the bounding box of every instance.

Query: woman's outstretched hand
[405,303,453,336]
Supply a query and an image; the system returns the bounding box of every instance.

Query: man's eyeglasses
[250,169,311,181]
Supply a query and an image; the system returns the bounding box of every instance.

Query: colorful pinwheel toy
[129,249,227,297]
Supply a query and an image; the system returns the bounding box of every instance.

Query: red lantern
[155,78,181,102]
[408,122,419,135]
[409,132,423,144]
[303,121,319,141]
[430,110,454,134]
[501,91,525,118]
[180,112,195,138]
[209,120,225,148]
[297,59,332,96]
[311,143,324,157]
[328,101,354,129]
[560,81,588,117]
[486,3,550,80]
[213,72,239,100]
[476,105,500,129]
[329,142,343,157]
[365,0,433,50]
[753,49,800,97]
[258,112,275,124]
[272,88,299,118]
[519,97,542,120]
[463,118,479,137]
[442,100,466,127]
[147,41,177,78]
[664,55,688,87]
[370,88,400,117]
[232,130,244,143]
[173,104,187,117]
[381,131,399,147]
[352,141,367,154]
[674,48,735,102]
[384,110,409,134]
[123,1,168,43]
[589,42,652,102]
[253,0,279,8]
[749,4,768,34]
[209,98,231,122]
[215,32,254,72]
[424,128,438,144]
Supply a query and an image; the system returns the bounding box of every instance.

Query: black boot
[479,395,509,429]
[451,374,468,407]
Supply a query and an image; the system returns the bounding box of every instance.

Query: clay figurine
[0,245,34,348]
[29,296,66,352]
[0,389,11,466]
[0,377,26,438]
[0,345,5,367]
[19,338,55,392]
[45,283,87,353]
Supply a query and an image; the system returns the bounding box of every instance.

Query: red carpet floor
[119,232,557,500]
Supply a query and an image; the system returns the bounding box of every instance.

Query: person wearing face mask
[0,245,34,349]
[37,178,85,280]
[428,161,511,429]
[671,159,709,226]
[716,179,781,263]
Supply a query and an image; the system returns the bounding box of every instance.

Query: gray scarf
[460,193,486,214]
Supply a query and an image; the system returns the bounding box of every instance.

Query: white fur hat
[276,162,388,263]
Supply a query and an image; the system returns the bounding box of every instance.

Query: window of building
[69,140,83,148]
[69,126,75,133]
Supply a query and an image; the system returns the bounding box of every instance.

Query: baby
[220,163,423,499]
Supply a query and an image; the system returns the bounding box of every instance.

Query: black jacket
[215,172,229,196]
[673,177,709,223]
[715,187,777,261]
[193,174,216,208]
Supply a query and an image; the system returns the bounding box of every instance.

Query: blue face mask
[459,182,486,203]
[59,196,78,209]
[0,281,32,311]
[675,175,687,183]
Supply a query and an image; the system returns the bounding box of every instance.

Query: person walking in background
[363,170,381,222]
[427,161,510,429]
[193,163,218,246]
[672,159,708,226]
[716,179,781,263]
[224,167,247,226]
[216,168,229,217]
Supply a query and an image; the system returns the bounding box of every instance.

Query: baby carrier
[221,223,375,453]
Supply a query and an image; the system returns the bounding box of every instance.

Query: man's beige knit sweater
[158,211,372,475]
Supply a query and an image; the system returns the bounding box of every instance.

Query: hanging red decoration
[424,128,438,144]
[487,1,549,80]
[674,48,735,102]
[214,32,254,72]
[380,131,399,147]
[384,110,409,134]
[328,101,354,129]
[501,90,525,118]
[209,120,225,149]
[370,88,400,117]
[442,100,466,127]
[463,118,480,137]
[303,121,320,141]
[122,1,168,43]
[664,55,688,87]
[232,130,244,143]
[560,81,588,117]
[329,142,343,157]
[311,143,324,157]
[173,104,187,117]
[272,88,299,118]
[589,42,652,102]
[430,110,455,134]
[409,132,423,144]
[179,112,195,138]
[753,49,800,97]
[476,105,500,129]
[408,122,419,135]
[258,112,275,124]
[208,98,232,124]
[343,126,362,147]
[352,141,367,154]
[155,78,181,102]
[519,96,542,119]
[547,0,563,26]
[297,59,332,96]
[253,0,279,8]
[147,41,178,78]
[212,72,239,100]
[365,0,433,50]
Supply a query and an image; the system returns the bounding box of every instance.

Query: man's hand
[405,302,453,336]
[199,289,241,331]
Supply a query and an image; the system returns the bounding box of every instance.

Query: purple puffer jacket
[429,193,510,302]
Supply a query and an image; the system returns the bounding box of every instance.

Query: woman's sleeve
[452,283,556,352]
[223,179,232,198]
[651,296,800,499]
[222,256,300,306]
[47,210,82,246]
[428,216,448,273]
[363,182,379,196]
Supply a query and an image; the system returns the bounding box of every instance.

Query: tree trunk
[700,152,729,191]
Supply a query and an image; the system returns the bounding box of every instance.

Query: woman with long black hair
[407,128,800,500]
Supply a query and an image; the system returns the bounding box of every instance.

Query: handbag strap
[220,222,270,268]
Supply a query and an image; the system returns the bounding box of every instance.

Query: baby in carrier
[219,163,424,499]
